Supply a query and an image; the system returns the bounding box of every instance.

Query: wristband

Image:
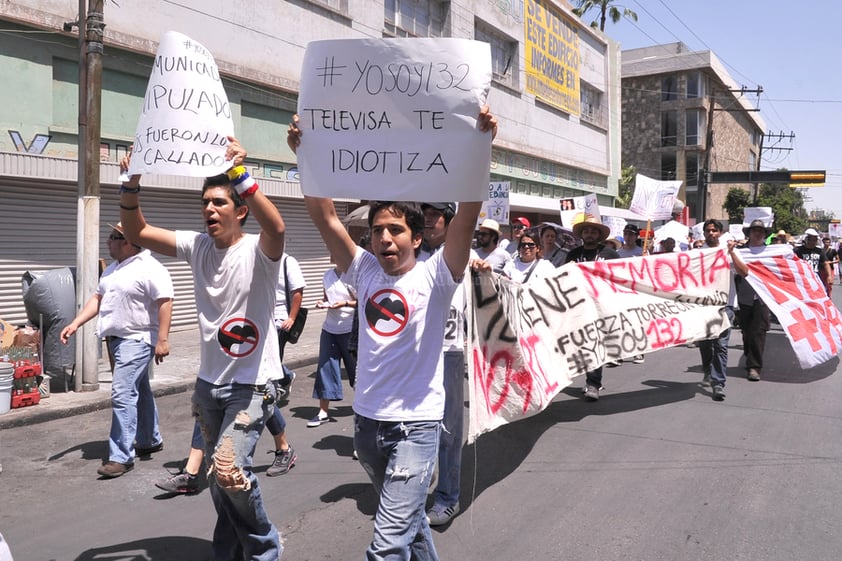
[232,171,258,198]
[119,204,139,211]
[120,185,141,194]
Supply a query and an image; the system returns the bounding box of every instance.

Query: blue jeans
[107,337,161,464]
[355,416,441,561]
[313,330,357,400]
[192,378,281,561]
[699,307,734,388]
[431,351,464,508]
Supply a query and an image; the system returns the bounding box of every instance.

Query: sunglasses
[476,231,491,237]
[109,233,125,241]
[519,242,536,249]
[511,224,525,230]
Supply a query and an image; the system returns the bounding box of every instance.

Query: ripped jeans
[193,378,281,561]
[355,416,441,561]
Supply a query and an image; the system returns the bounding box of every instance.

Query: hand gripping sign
[296,38,492,201]
[128,31,235,178]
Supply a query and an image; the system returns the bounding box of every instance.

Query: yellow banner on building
[524,0,581,115]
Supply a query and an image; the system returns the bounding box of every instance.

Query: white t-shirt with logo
[342,247,458,421]
[322,267,356,335]
[177,231,281,386]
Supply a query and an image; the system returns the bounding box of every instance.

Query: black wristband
[120,185,141,194]
[119,204,139,211]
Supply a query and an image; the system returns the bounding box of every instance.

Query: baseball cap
[804,228,820,237]
[623,224,640,235]
[512,216,531,228]
[421,202,456,214]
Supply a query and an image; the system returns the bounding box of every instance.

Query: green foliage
[573,0,638,31]
[616,165,635,208]
[723,184,808,234]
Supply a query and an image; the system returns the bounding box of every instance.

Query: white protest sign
[559,193,599,228]
[602,216,627,240]
[741,244,842,368]
[467,248,732,441]
[478,182,510,226]
[729,224,745,241]
[128,31,234,177]
[742,207,774,228]
[654,220,690,245]
[830,223,842,239]
[629,174,682,221]
[296,38,492,201]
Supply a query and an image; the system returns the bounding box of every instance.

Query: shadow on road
[47,440,107,462]
[73,536,211,561]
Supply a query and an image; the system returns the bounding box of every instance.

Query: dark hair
[518,233,539,247]
[703,218,723,233]
[202,173,249,226]
[368,201,424,254]
[539,225,556,240]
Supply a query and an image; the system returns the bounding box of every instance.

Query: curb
[0,356,317,430]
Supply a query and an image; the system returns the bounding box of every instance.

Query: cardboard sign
[478,182,510,226]
[128,31,234,177]
[629,174,682,221]
[296,38,492,201]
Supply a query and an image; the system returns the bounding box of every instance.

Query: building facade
[621,42,765,223]
[0,0,621,327]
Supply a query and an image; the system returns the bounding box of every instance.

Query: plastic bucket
[0,363,13,414]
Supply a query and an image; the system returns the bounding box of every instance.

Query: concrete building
[0,0,621,329]
[621,42,766,223]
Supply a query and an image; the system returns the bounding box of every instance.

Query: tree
[723,188,751,224]
[615,165,635,208]
[757,183,808,235]
[572,0,638,31]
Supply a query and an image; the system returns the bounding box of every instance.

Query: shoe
[307,414,332,428]
[583,384,600,401]
[747,368,761,382]
[155,470,199,494]
[702,372,711,386]
[266,447,297,477]
[135,441,164,456]
[632,354,645,364]
[97,461,134,478]
[712,385,726,401]
[427,503,460,526]
[352,449,358,460]
[274,370,296,402]
[606,359,622,368]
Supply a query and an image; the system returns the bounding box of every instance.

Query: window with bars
[474,20,517,89]
[384,0,447,38]
[580,82,605,127]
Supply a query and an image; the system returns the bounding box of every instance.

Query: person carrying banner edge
[118,137,284,561]
[734,220,772,382]
[288,106,497,561]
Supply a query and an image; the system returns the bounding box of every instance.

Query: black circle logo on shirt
[217,317,259,358]
[365,289,409,337]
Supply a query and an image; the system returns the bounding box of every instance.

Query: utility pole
[74,0,105,392]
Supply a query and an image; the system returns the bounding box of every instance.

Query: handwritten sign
[296,38,492,201]
[478,181,510,226]
[467,248,732,441]
[742,207,773,228]
[742,244,842,369]
[629,174,682,221]
[128,31,234,177]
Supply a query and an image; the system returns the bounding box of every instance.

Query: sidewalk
[0,308,328,429]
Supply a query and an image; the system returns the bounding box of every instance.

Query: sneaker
[747,368,761,382]
[135,441,164,456]
[352,449,358,461]
[712,385,726,401]
[97,461,134,478]
[632,354,645,364]
[606,359,622,368]
[702,372,711,386]
[583,384,600,401]
[275,370,296,402]
[427,503,460,526]
[155,470,199,494]
[307,414,332,428]
[266,447,297,477]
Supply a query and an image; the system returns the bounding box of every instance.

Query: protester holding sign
[289,106,497,561]
[735,220,772,382]
[118,140,284,561]
[564,216,620,400]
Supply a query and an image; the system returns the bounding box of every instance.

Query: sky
[592,0,842,219]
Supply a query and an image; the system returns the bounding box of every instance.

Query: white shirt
[96,249,173,346]
[342,247,458,421]
[274,254,306,325]
[502,257,556,284]
[177,231,281,386]
[322,267,356,335]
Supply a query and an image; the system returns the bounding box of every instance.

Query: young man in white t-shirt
[118,139,284,561]
[289,107,497,561]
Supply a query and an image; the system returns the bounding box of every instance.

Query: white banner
[629,174,682,221]
[741,244,842,369]
[467,248,732,441]
[478,182,510,226]
[128,31,234,177]
[296,38,492,201]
